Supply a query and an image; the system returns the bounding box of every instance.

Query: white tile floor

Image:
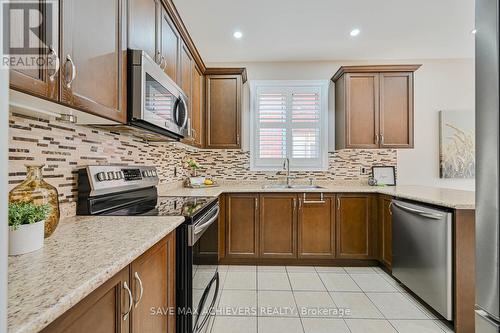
[193,265,455,333]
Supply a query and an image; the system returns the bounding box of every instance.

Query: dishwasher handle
[392,201,444,220]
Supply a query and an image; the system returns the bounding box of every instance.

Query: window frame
[249,80,329,171]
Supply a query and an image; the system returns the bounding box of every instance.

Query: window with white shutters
[250,81,328,171]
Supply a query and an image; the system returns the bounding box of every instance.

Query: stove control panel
[81,165,159,197]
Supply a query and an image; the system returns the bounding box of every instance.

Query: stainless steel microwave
[128,49,188,140]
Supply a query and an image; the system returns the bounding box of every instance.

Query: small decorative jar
[9,165,60,237]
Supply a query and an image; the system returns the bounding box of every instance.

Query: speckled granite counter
[8,215,184,333]
[158,182,475,209]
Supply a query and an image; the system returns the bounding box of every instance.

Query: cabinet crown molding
[331,64,422,82]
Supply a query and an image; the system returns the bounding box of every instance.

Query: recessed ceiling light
[470,28,477,34]
[233,31,243,39]
[350,28,361,37]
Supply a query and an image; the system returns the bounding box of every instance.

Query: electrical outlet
[174,166,177,177]
[360,167,369,175]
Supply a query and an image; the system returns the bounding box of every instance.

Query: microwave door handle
[172,97,180,125]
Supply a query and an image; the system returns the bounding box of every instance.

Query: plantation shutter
[251,81,328,171]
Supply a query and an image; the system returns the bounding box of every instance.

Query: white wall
[0,2,9,330]
[208,58,475,191]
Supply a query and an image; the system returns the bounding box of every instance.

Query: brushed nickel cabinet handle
[337,197,341,210]
[133,272,144,308]
[48,45,59,81]
[302,193,326,204]
[255,197,258,211]
[375,134,379,145]
[65,54,76,88]
[380,134,385,145]
[389,202,393,215]
[123,281,133,321]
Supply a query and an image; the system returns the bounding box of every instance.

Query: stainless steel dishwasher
[392,199,453,320]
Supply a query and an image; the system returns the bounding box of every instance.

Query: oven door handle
[194,272,220,333]
[194,206,219,235]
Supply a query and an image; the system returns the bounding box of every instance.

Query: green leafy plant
[184,158,200,171]
[8,202,52,230]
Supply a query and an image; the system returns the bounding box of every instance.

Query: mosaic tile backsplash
[8,112,397,216]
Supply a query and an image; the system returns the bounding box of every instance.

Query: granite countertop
[158,182,475,209]
[8,215,184,333]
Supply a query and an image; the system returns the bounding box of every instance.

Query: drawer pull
[302,193,325,204]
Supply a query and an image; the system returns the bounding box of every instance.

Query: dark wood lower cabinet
[260,194,297,258]
[378,195,392,268]
[41,232,175,333]
[336,194,374,259]
[298,193,336,259]
[131,232,175,333]
[225,194,259,259]
[41,267,130,333]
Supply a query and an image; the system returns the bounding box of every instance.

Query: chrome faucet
[283,158,295,186]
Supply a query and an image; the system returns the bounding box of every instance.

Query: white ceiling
[174,0,475,63]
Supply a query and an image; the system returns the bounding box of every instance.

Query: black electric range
[76,166,220,333]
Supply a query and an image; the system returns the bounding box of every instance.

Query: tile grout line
[286,267,306,333]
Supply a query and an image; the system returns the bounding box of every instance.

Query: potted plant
[8,202,51,255]
[184,158,205,186]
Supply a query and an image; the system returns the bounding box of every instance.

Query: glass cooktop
[102,196,217,218]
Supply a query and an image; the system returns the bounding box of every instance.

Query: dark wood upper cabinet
[191,64,204,147]
[128,0,159,63]
[378,195,393,268]
[379,72,414,148]
[41,266,131,333]
[8,0,60,101]
[205,74,242,148]
[332,65,420,149]
[160,6,180,82]
[225,194,259,259]
[179,42,192,98]
[298,193,336,259]
[260,194,297,258]
[336,194,373,259]
[61,0,127,123]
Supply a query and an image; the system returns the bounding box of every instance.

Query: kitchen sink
[261,184,324,189]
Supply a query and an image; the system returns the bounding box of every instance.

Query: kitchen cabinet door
[61,0,127,123]
[379,72,414,148]
[378,196,393,268]
[40,267,131,333]
[298,194,336,259]
[160,6,179,82]
[336,194,373,259]
[8,0,59,100]
[225,194,259,258]
[128,0,159,63]
[344,73,380,148]
[130,232,175,333]
[179,42,192,98]
[260,194,297,258]
[205,75,242,148]
[190,64,204,147]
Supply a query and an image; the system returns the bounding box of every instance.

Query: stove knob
[115,171,123,179]
[142,170,148,177]
[151,170,157,177]
[96,172,106,181]
[147,170,153,177]
[107,171,115,180]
